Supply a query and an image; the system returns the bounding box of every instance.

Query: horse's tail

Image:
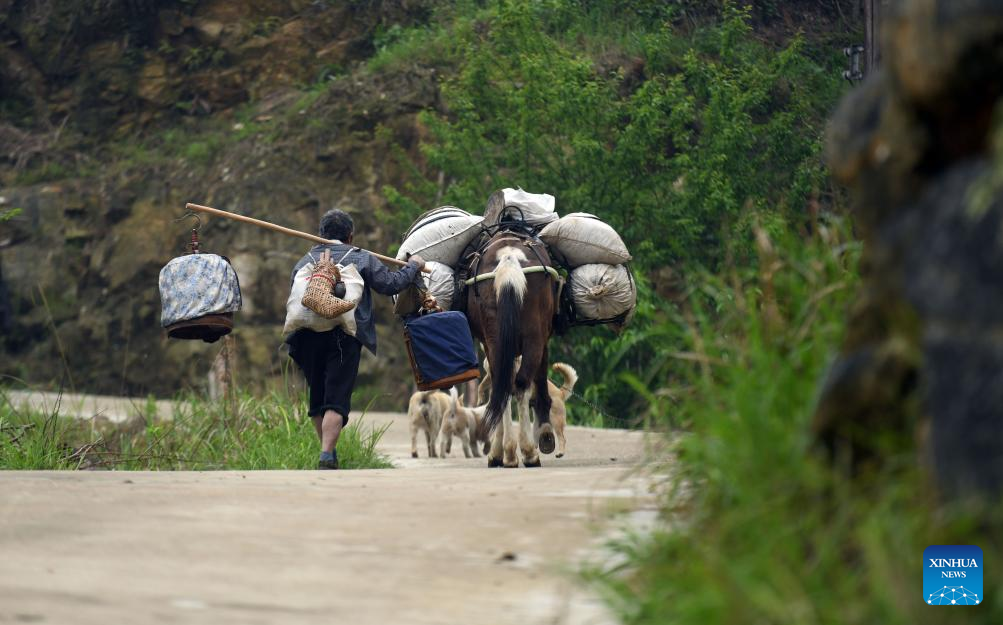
[485,246,527,433]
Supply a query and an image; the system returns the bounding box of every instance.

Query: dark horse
[465,228,559,468]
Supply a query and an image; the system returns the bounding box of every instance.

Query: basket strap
[335,247,357,266]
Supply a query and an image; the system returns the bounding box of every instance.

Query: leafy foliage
[388,2,840,269]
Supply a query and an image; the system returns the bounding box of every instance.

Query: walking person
[286,209,424,469]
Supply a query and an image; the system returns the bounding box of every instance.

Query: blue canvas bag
[403,311,480,390]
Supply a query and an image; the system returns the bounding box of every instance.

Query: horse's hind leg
[517,389,541,467]
[488,423,504,467]
[486,403,517,468]
[517,342,554,455]
[502,401,519,468]
[531,349,555,455]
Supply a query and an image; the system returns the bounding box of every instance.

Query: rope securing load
[463,265,561,286]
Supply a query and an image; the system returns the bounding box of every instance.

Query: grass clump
[0,390,392,471]
[585,227,1003,624]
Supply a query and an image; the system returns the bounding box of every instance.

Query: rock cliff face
[0,1,438,402]
[816,0,1003,498]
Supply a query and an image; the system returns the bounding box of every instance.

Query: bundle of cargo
[394,197,636,330]
[567,263,636,326]
[159,252,242,343]
[421,261,456,311]
[539,212,635,327]
[395,206,484,267]
[283,248,365,337]
[539,212,632,267]
[392,206,479,314]
[483,188,558,229]
[403,310,480,390]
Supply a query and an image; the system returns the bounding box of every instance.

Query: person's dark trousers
[288,327,363,425]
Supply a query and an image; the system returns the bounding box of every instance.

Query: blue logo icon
[924,545,983,606]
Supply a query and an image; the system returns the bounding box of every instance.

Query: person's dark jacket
[287,242,420,355]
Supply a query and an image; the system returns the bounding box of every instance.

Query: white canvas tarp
[539,213,631,267]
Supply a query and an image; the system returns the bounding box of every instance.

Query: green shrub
[386,2,841,269]
[585,226,1003,624]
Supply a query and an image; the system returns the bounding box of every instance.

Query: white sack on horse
[569,263,636,322]
[539,212,632,267]
[495,188,559,227]
[422,261,455,310]
[396,206,484,267]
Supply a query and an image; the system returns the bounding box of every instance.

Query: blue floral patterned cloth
[159,253,242,327]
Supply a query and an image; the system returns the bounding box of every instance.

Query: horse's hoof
[411,452,418,458]
[487,456,504,468]
[538,431,556,455]
[523,458,542,468]
[555,452,564,459]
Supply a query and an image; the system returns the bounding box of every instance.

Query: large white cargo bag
[569,263,636,322]
[396,206,484,267]
[282,254,364,337]
[499,188,558,226]
[539,213,631,267]
[422,261,456,311]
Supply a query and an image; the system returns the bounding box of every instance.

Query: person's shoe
[318,458,339,470]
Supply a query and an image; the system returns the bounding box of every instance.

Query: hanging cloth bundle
[158,215,242,343]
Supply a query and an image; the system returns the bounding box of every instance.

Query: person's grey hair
[319,209,354,241]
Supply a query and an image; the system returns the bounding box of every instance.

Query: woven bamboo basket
[302,259,356,318]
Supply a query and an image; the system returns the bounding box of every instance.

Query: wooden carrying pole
[185,202,429,272]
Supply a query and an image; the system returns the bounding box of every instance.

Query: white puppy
[439,387,482,458]
[408,390,450,458]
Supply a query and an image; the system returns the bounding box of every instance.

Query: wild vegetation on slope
[381,1,848,424]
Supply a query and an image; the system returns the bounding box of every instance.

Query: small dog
[477,359,579,458]
[547,363,578,458]
[439,387,482,458]
[408,390,450,458]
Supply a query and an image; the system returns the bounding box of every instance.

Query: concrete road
[0,393,656,625]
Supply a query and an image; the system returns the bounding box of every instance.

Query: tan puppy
[548,363,578,458]
[439,387,480,458]
[408,390,450,458]
[478,359,578,458]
